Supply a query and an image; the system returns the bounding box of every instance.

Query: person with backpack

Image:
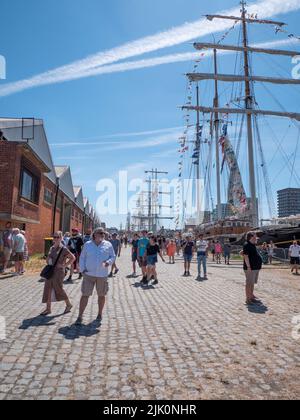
[66,228,84,283]
[182,234,195,277]
[143,236,165,286]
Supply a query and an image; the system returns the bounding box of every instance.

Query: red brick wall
[26,176,62,255]
[12,147,41,223]
[0,141,90,255]
[71,204,84,233]
[0,142,60,254]
[0,142,41,229]
[0,141,17,215]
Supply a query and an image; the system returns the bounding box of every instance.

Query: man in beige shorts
[76,228,115,326]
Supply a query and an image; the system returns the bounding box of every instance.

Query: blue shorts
[184,254,193,262]
[147,255,158,266]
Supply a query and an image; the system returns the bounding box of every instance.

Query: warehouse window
[20,168,39,204]
[44,188,53,205]
[56,195,62,211]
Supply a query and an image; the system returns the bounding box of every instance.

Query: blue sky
[0,0,300,228]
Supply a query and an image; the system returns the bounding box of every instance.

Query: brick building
[73,186,85,232]
[0,118,100,254]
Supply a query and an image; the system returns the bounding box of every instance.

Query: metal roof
[0,118,57,183]
[73,186,84,211]
[0,117,96,212]
[55,166,75,202]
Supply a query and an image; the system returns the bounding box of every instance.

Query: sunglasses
[95,232,105,236]
[53,236,60,239]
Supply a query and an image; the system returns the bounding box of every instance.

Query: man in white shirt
[76,228,115,326]
[196,234,209,279]
[289,240,300,275]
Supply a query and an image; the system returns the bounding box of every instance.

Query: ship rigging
[177,1,300,244]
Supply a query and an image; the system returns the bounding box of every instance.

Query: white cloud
[0,0,299,97]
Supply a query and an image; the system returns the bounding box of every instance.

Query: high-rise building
[211,198,259,224]
[212,203,233,221]
[277,188,300,217]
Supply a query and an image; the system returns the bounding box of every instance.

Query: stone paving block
[0,251,300,399]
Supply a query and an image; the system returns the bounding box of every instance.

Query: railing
[230,246,290,265]
[273,248,290,263]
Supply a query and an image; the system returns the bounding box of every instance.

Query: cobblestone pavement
[1,249,300,400]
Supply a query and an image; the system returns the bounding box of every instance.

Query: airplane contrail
[51,126,184,147]
[48,38,299,80]
[0,0,299,97]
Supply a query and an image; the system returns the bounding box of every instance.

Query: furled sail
[219,123,248,214]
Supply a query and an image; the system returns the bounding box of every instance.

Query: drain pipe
[52,176,60,235]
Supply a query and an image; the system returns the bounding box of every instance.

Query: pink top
[215,243,222,253]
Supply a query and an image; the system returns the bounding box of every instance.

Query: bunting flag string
[175,21,238,226]
[216,20,239,46]
[247,13,258,19]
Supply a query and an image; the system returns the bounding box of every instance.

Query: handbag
[40,246,64,280]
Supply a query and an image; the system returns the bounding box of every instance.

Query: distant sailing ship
[179,1,300,246]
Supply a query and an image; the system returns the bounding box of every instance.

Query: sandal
[40,310,51,316]
[64,305,73,314]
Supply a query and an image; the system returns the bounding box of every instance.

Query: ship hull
[234,227,300,248]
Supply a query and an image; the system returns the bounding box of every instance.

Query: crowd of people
[1,222,300,323]
[38,229,300,322]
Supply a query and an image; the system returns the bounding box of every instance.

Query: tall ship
[178,1,300,246]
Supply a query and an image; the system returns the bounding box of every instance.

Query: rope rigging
[176,10,300,228]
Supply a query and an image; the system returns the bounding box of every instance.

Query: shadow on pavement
[58,320,101,340]
[195,276,209,282]
[132,281,155,290]
[246,301,268,314]
[209,264,242,269]
[19,314,64,329]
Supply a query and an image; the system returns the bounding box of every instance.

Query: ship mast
[241,0,257,226]
[213,48,222,221]
[182,1,300,227]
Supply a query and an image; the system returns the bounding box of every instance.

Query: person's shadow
[19,314,64,330]
[58,320,101,340]
[132,281,155,290]
[132,281,144,288]
[142,284,155,290]
[246,301,268,314]
[196,276,209,282]
[126,274,140,279]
